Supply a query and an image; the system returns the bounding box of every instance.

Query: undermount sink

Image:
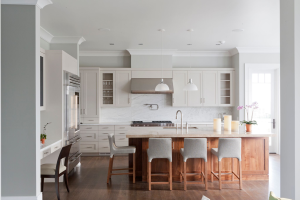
[163,127,198,129]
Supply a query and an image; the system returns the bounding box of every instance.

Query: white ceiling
[41,0,279,52]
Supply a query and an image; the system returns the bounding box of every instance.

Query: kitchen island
[127,128,274,182]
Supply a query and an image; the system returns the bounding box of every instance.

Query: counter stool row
[106,135,242,191]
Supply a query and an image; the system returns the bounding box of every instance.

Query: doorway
[245,64,280,154]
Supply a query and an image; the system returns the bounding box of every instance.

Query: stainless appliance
[131,121,175,127]
[64,71,82,173]
[131,78,174,94]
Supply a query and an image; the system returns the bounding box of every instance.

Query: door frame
[245,63,280,154]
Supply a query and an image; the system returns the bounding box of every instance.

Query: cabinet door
[100,71,116,107]
[219,71,234,106]
[187,71,202,106]
[116,71,131,107]
[173,71,188,107]
[79,70,86,118]
[83,70,99,118]
[202,71,218,106]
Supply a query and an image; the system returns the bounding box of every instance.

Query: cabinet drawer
[51,142,61,153]
[114,130,128,136]
[80,142,98,153]
[98,125,114,131]
[98,142,110,153]
[115,141,129,147]
[98,130,114,138]
[99,137,109,142]
[81,132,98,141]
[82,118,99,124]
[115,135,128,143]
[41,148,51,159]
[115,125,130,131]
[81,125,98,131]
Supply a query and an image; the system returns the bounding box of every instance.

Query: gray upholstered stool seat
[147,138,172,191]
[180,138,208,190]
[211,138,242,190]
[107,134,136,184]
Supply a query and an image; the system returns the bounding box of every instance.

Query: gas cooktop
[131,121,174,127]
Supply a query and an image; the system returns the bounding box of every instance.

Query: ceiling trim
[40,27,54,43]
[174,51,231,57]
[80,51,130,57]
[51,36,86,45]
[2,0,53,9]
[232,47,280,55]
[127,49,177,56]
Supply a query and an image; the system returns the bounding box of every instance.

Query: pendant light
[184,29,198,91]
[155,29,170,91]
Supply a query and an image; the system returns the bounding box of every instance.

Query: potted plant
[237,102,259,132]
[41,122,51,144]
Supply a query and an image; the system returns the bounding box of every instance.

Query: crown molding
[127,49,177,56]
[80,51,130,57]
[51,36,86,45]
[2,0,53,9]
[40,27,54,43]
[174,51,231,57]
[231,47,280,55]
[229,48,239,56]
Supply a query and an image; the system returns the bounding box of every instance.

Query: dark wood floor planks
[42,154,280,200]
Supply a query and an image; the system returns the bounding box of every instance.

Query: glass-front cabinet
[101,71,115,106]
[219,71,234,106]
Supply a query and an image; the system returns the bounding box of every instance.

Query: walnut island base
[127,129,271,183]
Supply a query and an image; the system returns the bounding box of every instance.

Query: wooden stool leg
[41,177,44,192]
[184,162,187,191]
[55,175,60,200]
[231,158,234,181]
[148,162,151,191]
[107,157,113,184]
[239,160,242,190]
[204,161,208,191]
[133,153,136,183]
[169,161,172,191]
[211,153,214,182]
[219,160,222,190]
[64,172,70,193]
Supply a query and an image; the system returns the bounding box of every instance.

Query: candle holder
[213,118,221,132]
[224,115,232,131]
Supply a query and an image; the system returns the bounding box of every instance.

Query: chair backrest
[148,138,172,162]
[218,138,241,161]
[55,144,72,175]
[183,138,207,162]
[108,134,117,157]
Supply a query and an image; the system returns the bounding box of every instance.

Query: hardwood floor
[42,154,279,200]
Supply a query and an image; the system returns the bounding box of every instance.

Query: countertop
[126,128,274,138]
[40,139,62,151]
[80,121,223,126]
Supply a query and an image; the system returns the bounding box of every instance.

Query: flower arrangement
[41,122,51,144]
[237,102,259,125]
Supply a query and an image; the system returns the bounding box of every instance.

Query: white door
[247,65,279,153]
[202,71,218,106]
[116,71,131,107]
[84,70,99,118]
[173,71,188,107]
[188,71,202,106]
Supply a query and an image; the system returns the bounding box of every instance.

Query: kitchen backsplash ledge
[100,94,234,122]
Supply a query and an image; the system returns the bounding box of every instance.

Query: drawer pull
[101,133,109,134]
[86,147,93,149]
[101,139,108,140]
[119,133,125,134]
[86,136,93,137]
[101,127,108,129]
[88,120,94,121]
[102,147,108,148]
[55,146,58,149]
[86,128,92,129]
[44,152,49,155]
[119,138,125,140]
[119,127,125,129]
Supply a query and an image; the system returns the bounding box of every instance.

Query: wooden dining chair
[41,144,72,200]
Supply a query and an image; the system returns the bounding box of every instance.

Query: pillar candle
[231,121,239,132]
[224,115,232,131]
[213,118,221,132]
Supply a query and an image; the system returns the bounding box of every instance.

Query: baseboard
[2,192,42,200]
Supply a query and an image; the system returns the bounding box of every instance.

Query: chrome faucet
[176,110,183,133]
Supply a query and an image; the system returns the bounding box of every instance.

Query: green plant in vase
[41,122,51,144]
[237,102,259,132]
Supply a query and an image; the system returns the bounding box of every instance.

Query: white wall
[101,94,233,122]
[40,38,50,50]
[80,56,131,68]
[131,55,172,69]
[173,56,232,68]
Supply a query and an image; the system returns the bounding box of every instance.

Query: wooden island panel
[129,137,269,182]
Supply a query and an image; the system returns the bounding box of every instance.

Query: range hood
[131,78,174,94]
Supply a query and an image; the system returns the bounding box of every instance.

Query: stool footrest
[151,173,169,177]
[150,182,170,185]
[112,168,132,171]
[111,172,133,176]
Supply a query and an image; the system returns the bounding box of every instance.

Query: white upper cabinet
[219,71,234,106]
[100,71,116,107]
[173,71,188,107]
[116,71,131,107]
[187,71,202,107]
[202,71,218,106]
[80,69,100,119]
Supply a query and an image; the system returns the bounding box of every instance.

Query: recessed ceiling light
[232,29,244,32]
[187,44,192,45]
[109,43,114,45]
[98,28,111,31]
[219,41,226,44]
[216,44,221,45]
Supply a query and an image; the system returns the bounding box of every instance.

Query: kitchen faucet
[176,110,183,133]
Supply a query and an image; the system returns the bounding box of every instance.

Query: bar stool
[211,138,242,190]
[180,138,208,191]
[106,134,136,184]
[147,138,172,191]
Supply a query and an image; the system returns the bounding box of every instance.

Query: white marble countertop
[80,121,223,126]
[126,128,274,138]
[40,139,62,151]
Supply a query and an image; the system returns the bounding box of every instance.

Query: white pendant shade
[155,79,170,91]
[184,78,198,91]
